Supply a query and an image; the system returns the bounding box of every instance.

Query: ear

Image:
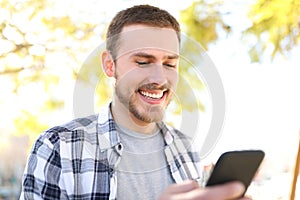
[102,50,115,77]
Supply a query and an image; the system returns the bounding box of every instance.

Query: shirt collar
[157,122,174,145]
[96,103,175,151]
[97,103,120,152]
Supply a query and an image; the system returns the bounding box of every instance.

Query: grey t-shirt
[116,124,174,200]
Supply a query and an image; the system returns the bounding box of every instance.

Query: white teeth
[140,91,164,99]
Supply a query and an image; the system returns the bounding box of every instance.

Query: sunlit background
[0,0,300,199]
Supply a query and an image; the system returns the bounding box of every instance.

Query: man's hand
[158,180,252,200]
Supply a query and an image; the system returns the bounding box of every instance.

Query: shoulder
[49,114,98,132]
[37,114,99,148]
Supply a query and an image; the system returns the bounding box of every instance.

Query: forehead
[117,25,180,57]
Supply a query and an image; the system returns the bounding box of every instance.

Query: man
[20,5,250,200]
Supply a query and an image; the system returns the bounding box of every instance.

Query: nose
[147,64,167,86]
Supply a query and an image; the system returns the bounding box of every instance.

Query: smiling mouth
[138,89,167,100]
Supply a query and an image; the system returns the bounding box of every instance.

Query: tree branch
[0,67,24,75]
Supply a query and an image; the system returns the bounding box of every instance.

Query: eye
[164,63,176,68]
[136,61,149,66]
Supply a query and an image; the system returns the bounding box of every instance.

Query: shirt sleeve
[19,133,67,200]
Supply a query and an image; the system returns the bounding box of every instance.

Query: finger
[203,181,246,199]
[238,196,252,200]
[164,180,199,194]
[175,181,245,200]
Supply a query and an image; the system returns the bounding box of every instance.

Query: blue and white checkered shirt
[20,103,201,200]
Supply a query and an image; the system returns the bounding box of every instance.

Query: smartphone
[205,150,265,196]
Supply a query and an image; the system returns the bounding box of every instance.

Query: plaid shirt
[20,103,201,200]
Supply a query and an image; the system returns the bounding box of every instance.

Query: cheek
[167,71,179,88]
[115,60,140,80]
[116,68,143,90]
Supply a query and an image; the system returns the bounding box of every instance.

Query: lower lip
[138,92,166,105]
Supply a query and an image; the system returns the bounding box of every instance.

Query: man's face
[113,25,180,124]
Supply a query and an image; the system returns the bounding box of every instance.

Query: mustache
[138,83,171,91]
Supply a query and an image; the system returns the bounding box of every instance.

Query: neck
[111,99,158,135]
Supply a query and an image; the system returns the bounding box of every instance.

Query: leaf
[244,0,300,62]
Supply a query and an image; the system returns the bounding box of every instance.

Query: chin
[131,108,164,124]
[145,110,165,123]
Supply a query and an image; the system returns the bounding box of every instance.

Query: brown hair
[106,4,181,59]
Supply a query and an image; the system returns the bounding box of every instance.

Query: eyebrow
[130,52,179,60]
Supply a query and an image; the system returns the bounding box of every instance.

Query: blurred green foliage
[180,0,231,50]
[244,0,300,62]
[0,0,299,145]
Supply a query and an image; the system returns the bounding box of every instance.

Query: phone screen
[205,150,265,195]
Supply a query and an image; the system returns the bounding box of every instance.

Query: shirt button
[117,144,123,151]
